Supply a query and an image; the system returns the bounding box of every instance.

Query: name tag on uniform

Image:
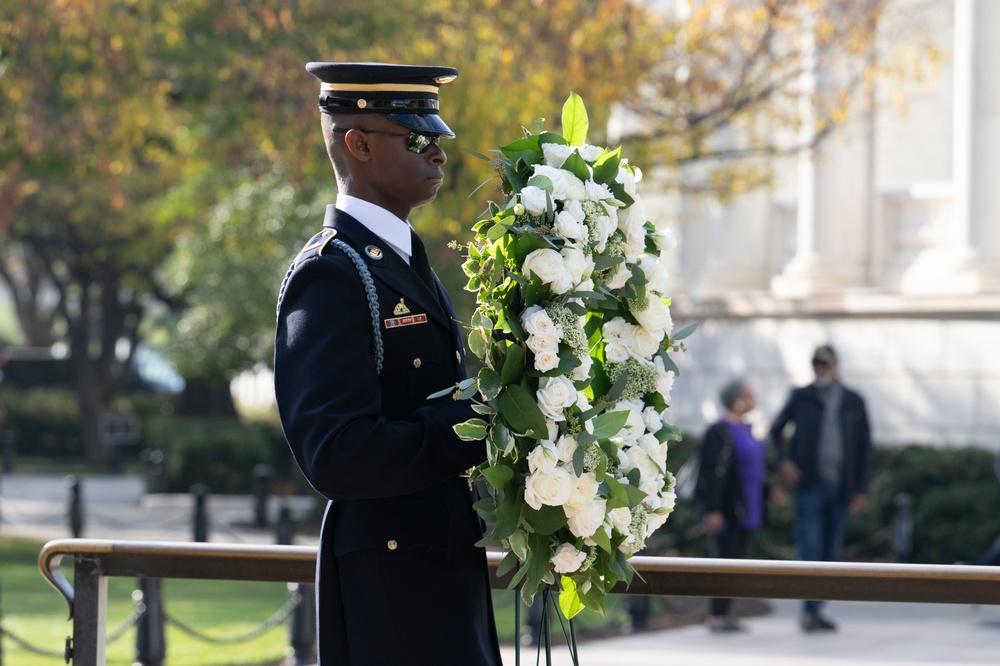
[384,313,428,329]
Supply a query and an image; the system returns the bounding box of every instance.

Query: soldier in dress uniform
[274,62,502,665]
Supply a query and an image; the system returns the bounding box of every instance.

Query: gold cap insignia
[365,245,383,260]
[394,299,411,315]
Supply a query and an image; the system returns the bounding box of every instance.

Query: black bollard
[1,573,5,666]
[252,464,272,530]
[1,431,14,474]
[134,578,165,666]
[66,475,84,538]
[287,583,316,666]
[191,484,209,543]
[892,492,915,563]
[275,505,295,546]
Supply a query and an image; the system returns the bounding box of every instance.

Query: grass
[1,537,296,666]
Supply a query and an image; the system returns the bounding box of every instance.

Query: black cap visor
[384,112,455,139]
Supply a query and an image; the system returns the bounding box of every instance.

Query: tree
[0,0,197,459]
[612,0,942,197]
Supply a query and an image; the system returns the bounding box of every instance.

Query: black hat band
[318,94,440,113]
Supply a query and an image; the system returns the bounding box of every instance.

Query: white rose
[567,472,599,509]
[602,317,634,363]
[524,467,574,510]
[573,278,595,295]
[632,298,673,337]
[542,143,576,168]
[616,399,647,441]
[638,255,670,296]
[565,497,608,539]
[561,246,592,284]
[536,375,578,421]
[608,507,632,535]
[630,326,663,359]
[584,179,612,202]
[570,353,593,381]
[646,510,669,537]
[555,434,579,463]
[653,356,676,402]
[575,391,592,412]
[526,332,560,355]
[638,433,667,472]
[533,348,560,372]
[626,446,661,485]
[604,263,632,291]
[528,442,559,475]
[616,166,638,197]
[520,186,549,217]
[617,198,647,238]
[564,199,586,224]
[523,249,574,294]
[545,419,560,441]
[651,227,677,253]
[643,406,663,434]
[532,165,588,201]
[550,542,587,574]
[521,305,561,338]
[578,144,604,162]
[625,232,645,264]
[554,210,588,243]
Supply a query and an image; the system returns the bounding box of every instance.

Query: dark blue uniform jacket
[274,206,501,665]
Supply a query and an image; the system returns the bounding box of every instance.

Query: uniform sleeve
[696,423,727,513]
[274,256,485,501]
[769,390,796,459]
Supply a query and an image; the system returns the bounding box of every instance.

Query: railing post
[253,464,271,530]
[893,492,915,563]
[286,583,316,666]
[275,505,294,546]
[191,484,209,543]
[134,578,165,666]
[66,475,84,538]
[72,556,108,666]
[1,431,14,473]
[1,572,5,666]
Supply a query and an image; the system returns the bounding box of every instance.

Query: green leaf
[500,344,526,386]
[427,384,456,400]
[492,486,524,541]
[592,147,622,182]
[478,367,502,401]
[498,385,549,438]
[503,163,527,192]
[510,529,529,560]
[590,410,629,439]
[471,403,496,416]
[488,422,513,454]
[468,328,489,359]
[605,369,630,402]
[590,521,612,553]
[672,322,700,341]
[481,463,514,489]
[526,174,554,192]
[561,152,591,182]
[559,576,586,619]
[523,504,568,535]
[561,91,589,146]
[572,443,586,476]
[497,550,520,578]
[538,131,568,146]
[592,254,624,272]
[454,418,488,441]
[657,350,681,377]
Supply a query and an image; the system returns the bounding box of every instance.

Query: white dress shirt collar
[335,193,412,263]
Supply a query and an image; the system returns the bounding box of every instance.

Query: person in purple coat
[696,378,769,633]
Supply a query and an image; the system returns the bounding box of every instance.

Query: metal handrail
[38,538,1000,665]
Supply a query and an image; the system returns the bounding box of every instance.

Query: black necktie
[409,229,437,293]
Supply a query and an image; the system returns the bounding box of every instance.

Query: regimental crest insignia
[393,299,411,315]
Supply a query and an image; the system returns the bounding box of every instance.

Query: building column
[771,10,872,298]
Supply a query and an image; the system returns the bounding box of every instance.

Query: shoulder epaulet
[276,227,383,374]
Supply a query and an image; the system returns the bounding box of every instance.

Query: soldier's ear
[343,129,374,162]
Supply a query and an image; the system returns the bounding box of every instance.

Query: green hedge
[0,387,83,458]
[660,442,1000,565]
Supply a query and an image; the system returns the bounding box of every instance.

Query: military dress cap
[306,62,458,138]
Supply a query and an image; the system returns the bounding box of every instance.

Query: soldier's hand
[779,459,801,489]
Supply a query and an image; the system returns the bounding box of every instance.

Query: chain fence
[0,587,302,662]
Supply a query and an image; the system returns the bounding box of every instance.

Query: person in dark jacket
[770,344,872,633]
[274,62,502,665]
[697,378,768,633]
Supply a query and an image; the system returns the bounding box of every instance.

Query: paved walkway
[4,473,1000,664]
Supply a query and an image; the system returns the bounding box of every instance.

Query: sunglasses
[331,127,440,154]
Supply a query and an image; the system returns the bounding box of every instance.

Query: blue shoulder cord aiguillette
[328,239,384,375]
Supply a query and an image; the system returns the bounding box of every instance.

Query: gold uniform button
[387,540,398,551]
[413,358,422,368]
